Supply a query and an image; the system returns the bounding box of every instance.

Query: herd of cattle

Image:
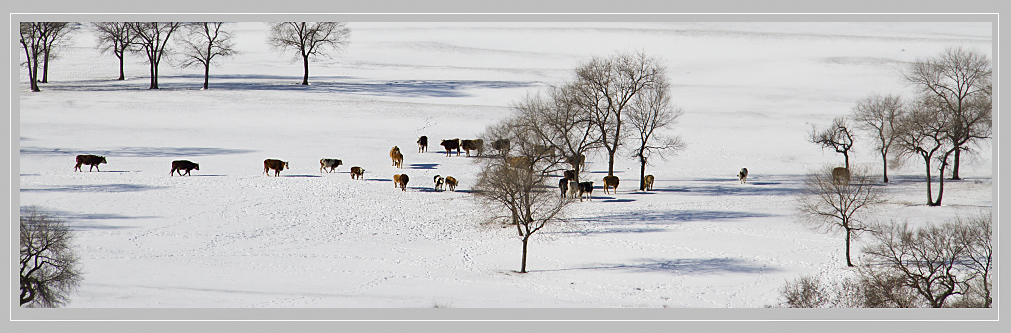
[71,137,760,199]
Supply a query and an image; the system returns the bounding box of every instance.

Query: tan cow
[603,175,619,194]
[832,167,850,185]
[393,151,404,169]
[644,174,654,191]
[390,146,401,166]
[445,176,458,191]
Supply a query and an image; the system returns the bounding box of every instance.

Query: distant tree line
[20,22,350,91]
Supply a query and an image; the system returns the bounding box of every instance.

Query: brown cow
[417,136,428,153]
[506,156,531,169]
[461,139,484,157]
[491,138,510,152]
[390,146,401,166]
[603,175,619,194]
[832,167,850,185]
[393,151,404,168]
[263,159,288,177]
[171,160,199,176]
[74,154,107,172]
[563,170,576,181]
[445,176,458,191]
[566,154,586,169]
[393,173,410,191]
[350,166,364,180]
[644,174,654,191]
[440,139,461,156]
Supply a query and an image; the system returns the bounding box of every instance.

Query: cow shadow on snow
[530,257,778,275]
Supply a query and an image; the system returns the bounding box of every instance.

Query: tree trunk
[843,151,850,170]
[638,154,647,191]
[845,227,854,267]
[117,53,125,80]
[520,234,530,273]
[23,44,40,92]
[880,151,889,183]
[149,58,158,89]
[302,55,310,85]
[933,161,947,206]
[951,148,962,180]
[924,157,936,206]
[203,63,210,89]
[42,48,50,83]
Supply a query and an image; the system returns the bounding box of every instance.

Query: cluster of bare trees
[474,52,684,273]
[21,22,351,91]
[807,47,991,206]
[777,212,991,308]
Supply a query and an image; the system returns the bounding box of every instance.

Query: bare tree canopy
[572,51,667,176]
[178,22,237,89]
[809,117,855,170]
[93,22,137,80]
[904,47,991,180]
[863,214,991,308]
[130,22,183,89]
[510,86,601,182]
[627,80,685,191]
[852,94,904,183]
[268,22,351,85]
[797,167,884,267]
[20,207,82,307]
[38,22,79,84]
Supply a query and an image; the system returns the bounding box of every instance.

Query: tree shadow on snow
[20,183,168,193]
[20,146,257,158]
[409,163,440,170]
[21,207,154,231]
[529,257,778,275]
[571,210,775,225]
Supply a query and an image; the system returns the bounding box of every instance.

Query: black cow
[441,139,461,156]
[417,136,428,153]
[74,154,107,172]
[578,181,594,202]
[171,160,199,176]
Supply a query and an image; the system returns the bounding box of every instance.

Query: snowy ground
[16,22,992,308]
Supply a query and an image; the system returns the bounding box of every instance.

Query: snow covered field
[17,22,992,308]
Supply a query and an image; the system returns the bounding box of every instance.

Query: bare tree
[19,23,45,92]
[851,94,904,183]
[905,47,991,180]
[475,118,571,273]
[38,22,79,84]
[511,85,601,182]
[178,22,237,89]
[797,167,884,267]
[955,212,992,307]
[627,80,685,190]
[130,22,183,89]
[268,22,350,86]
[809,117,855,170]
[862,220,980,308]
[572,51,667,176]
[20,207,81,307]
[893,96,953,206]
[93,22,137,80]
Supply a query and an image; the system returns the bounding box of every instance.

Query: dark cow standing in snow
[74,154,107,172]
[559,178,569,197]
[320,158,343,173]
[417,136,428,153]
[491,139,510,153]
[603,175,619,194]
[578,182,594,201]
[350,166,364,180]
[738,168,749,184]
[263,159,288,177]
[568,180,579,198]
[440,139,461,156]
[393,174,410,191]
[460,139,484,157]
[170,160,199,176]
